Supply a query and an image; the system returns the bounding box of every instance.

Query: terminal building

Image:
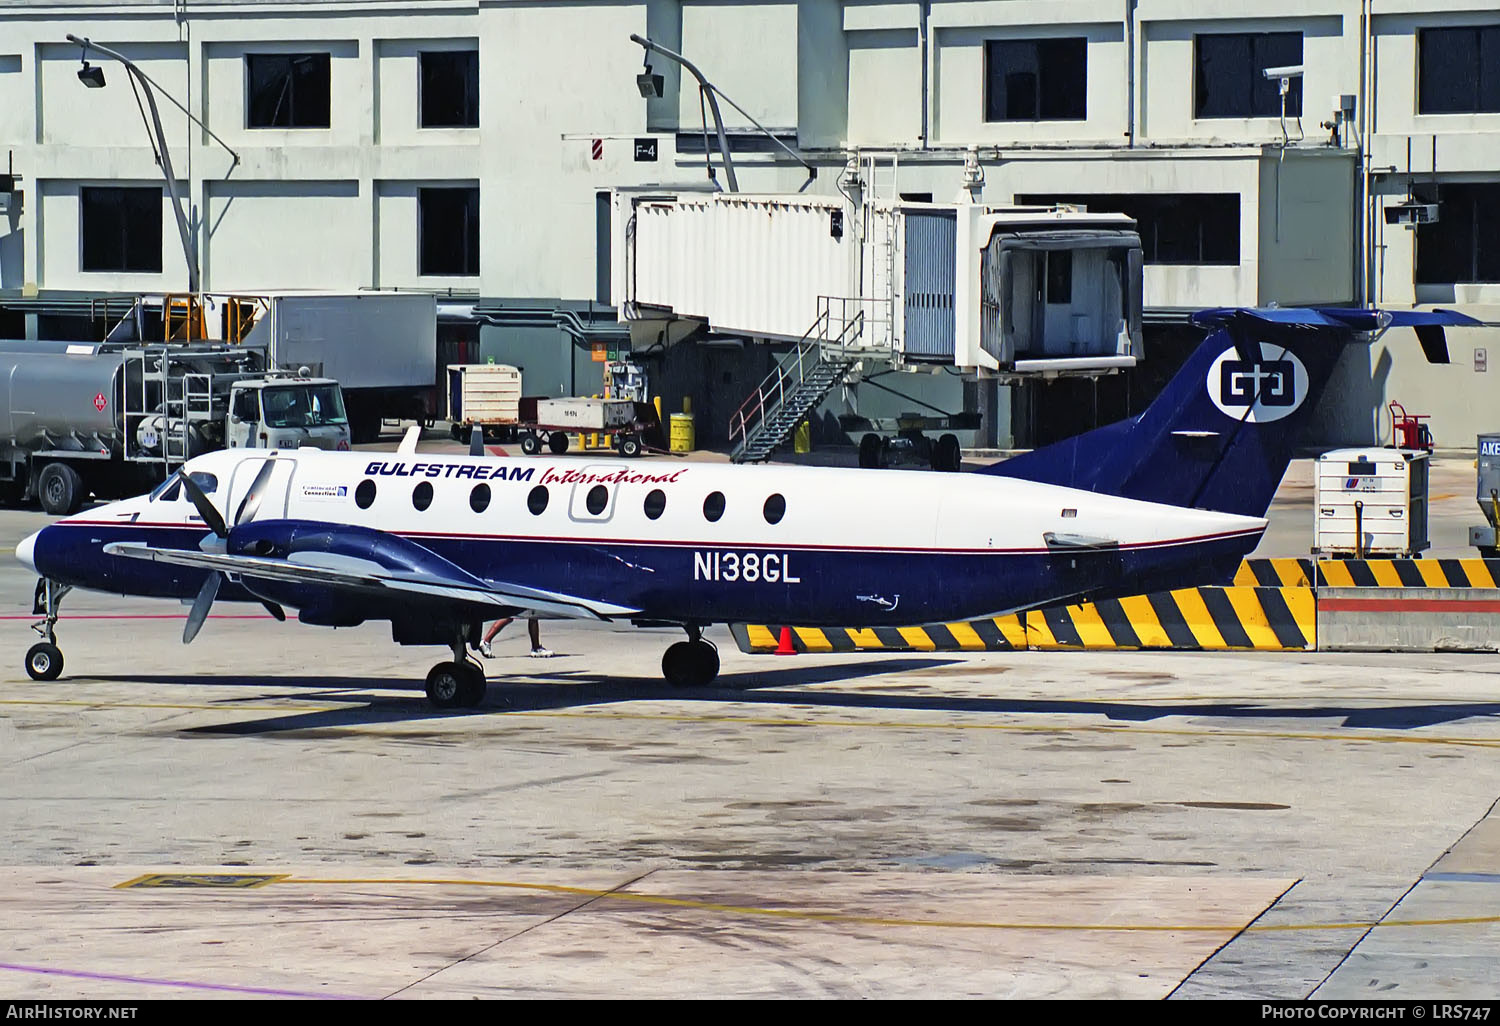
[0,0,1496,450]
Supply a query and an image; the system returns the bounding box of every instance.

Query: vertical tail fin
[983,308,1478,517]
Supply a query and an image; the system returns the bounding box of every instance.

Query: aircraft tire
[521,433,541,455]
[663,640,719,687]
[457,663,487,708]
[690,640,720,684]
[25,642,63,682]
[425,662,467,709]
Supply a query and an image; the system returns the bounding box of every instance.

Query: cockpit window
[149,471,217,502]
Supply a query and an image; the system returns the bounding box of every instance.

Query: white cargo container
[1314,448,1430,557]
[534,397,636,431]
[447,364,522,428]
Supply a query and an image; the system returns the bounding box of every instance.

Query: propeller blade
[469,425,485,457]
[178,471,229,538]
[183,573,221,644]
[261,600,286,622]
[234,457,277,527]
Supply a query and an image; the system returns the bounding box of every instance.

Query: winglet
[397,425,421,455]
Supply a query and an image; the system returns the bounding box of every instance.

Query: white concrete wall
[203,179,364,291]
[38,178,191,293]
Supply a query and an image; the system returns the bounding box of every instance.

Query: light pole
[65,33,239,295]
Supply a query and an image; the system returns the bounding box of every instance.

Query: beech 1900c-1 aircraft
[14,307,1478,708]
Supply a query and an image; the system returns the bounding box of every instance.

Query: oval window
[643,488,667,520]
[412,481,434,511]
[527,485,549,516]
[586,484,609,516]
[470,483,491,514]
[763,493,786,525]
[355,479,376,509]
[703,491,726,522]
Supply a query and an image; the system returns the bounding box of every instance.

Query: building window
[420,50,478,128]
[984,38,1086,122]
[419,187,480,276]
[1419,27,1500,114]
[247,53,331,128]
[1017,193,1240,265]
[1194,32,1303,119]
[1414,183,1500,284]
[80,186,162,273]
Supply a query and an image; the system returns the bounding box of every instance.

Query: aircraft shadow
[96,663,1500,737]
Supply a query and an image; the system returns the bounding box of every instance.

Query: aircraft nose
[16,529,40,573]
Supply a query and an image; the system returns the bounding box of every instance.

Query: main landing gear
[662,626,720,688]
[425,627,488,709]
[25,578,71,681]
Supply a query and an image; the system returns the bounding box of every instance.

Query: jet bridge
[610,188,1142,462]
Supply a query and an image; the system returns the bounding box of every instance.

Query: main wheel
[521,433,541,455]
[37,463,84,517]
[548,432,569,455]
[425,661,467,709]
[457,662,487,708]
[620,435,643,458]
[662,640,719,687]
[25,642,63,682]
[858,433,882,469]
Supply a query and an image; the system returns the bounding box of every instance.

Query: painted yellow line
[1369,561,1405,588]
[1117,594,1173,647]
[943,622,987,651]
[745,624,778,649]
[1467,562,1498,588]
[259,875,1500,935]
[0,698,345,713]
[1417,561,1451,588]
[1066,603,1118,649]
[1170,588,1229,649]
[995,617,1028,648]
[1320,562,1357,587]
[846,628,882,648]
[793,626,834,653]
[1222,589,1281,649]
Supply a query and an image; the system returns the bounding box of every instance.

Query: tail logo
[1207,343,1308,424]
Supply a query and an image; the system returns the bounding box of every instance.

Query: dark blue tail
[982,308,1479,517]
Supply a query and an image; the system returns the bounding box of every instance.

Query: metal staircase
[728,302,865,463]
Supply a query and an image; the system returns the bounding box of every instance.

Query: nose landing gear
[662,625,720,688]
[24,578,71,681]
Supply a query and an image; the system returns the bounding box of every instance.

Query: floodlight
[637,62,664,99]
[77,60,105,87]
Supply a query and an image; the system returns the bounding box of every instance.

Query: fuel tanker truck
[0,342,350,515]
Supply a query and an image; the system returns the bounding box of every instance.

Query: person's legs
[527,617,553,657]
[480,617,513,657]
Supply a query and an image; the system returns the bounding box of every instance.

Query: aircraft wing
[101,541,637,620]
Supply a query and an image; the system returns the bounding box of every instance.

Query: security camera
[1261,64,1304,80]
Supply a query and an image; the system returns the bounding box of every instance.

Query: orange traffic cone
[774,626,797,655]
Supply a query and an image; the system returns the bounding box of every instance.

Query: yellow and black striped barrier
[733,586,1315,654]
[1235,557,1500,589]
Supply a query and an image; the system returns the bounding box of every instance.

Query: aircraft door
[223,455,299,526]
[568,467,620,524]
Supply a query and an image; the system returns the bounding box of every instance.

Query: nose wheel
[662,627,720,687]
[24,578,71,681]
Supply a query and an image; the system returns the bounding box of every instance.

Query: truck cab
[226,378,351,452]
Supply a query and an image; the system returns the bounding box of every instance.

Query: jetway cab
[610,190,1144,466]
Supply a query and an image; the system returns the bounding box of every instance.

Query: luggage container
[447,364,522,440]
[1314,448,1429,558]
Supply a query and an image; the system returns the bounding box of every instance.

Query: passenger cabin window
[355,479,376,509]
[80,186,162,273]
[412,481,434,511]
[644,488,666,520]
[527,485,549,515]
[984,38,1087,122]
[470,483,491,513]
[246,53,332,128]
[585,485,609,516]
[763,494,786,525]
[419,50,479,127]
[703,491,726,522]
[1193,32,1303,119]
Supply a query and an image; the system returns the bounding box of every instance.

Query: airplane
[14,306,1479,709]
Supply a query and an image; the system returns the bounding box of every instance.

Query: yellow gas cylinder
[794,419,811,454]
[669,412,695,453]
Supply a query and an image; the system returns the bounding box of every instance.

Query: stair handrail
[728,308,828,454]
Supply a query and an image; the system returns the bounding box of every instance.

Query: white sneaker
[479,641,493,658]
[529,646,554,658]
